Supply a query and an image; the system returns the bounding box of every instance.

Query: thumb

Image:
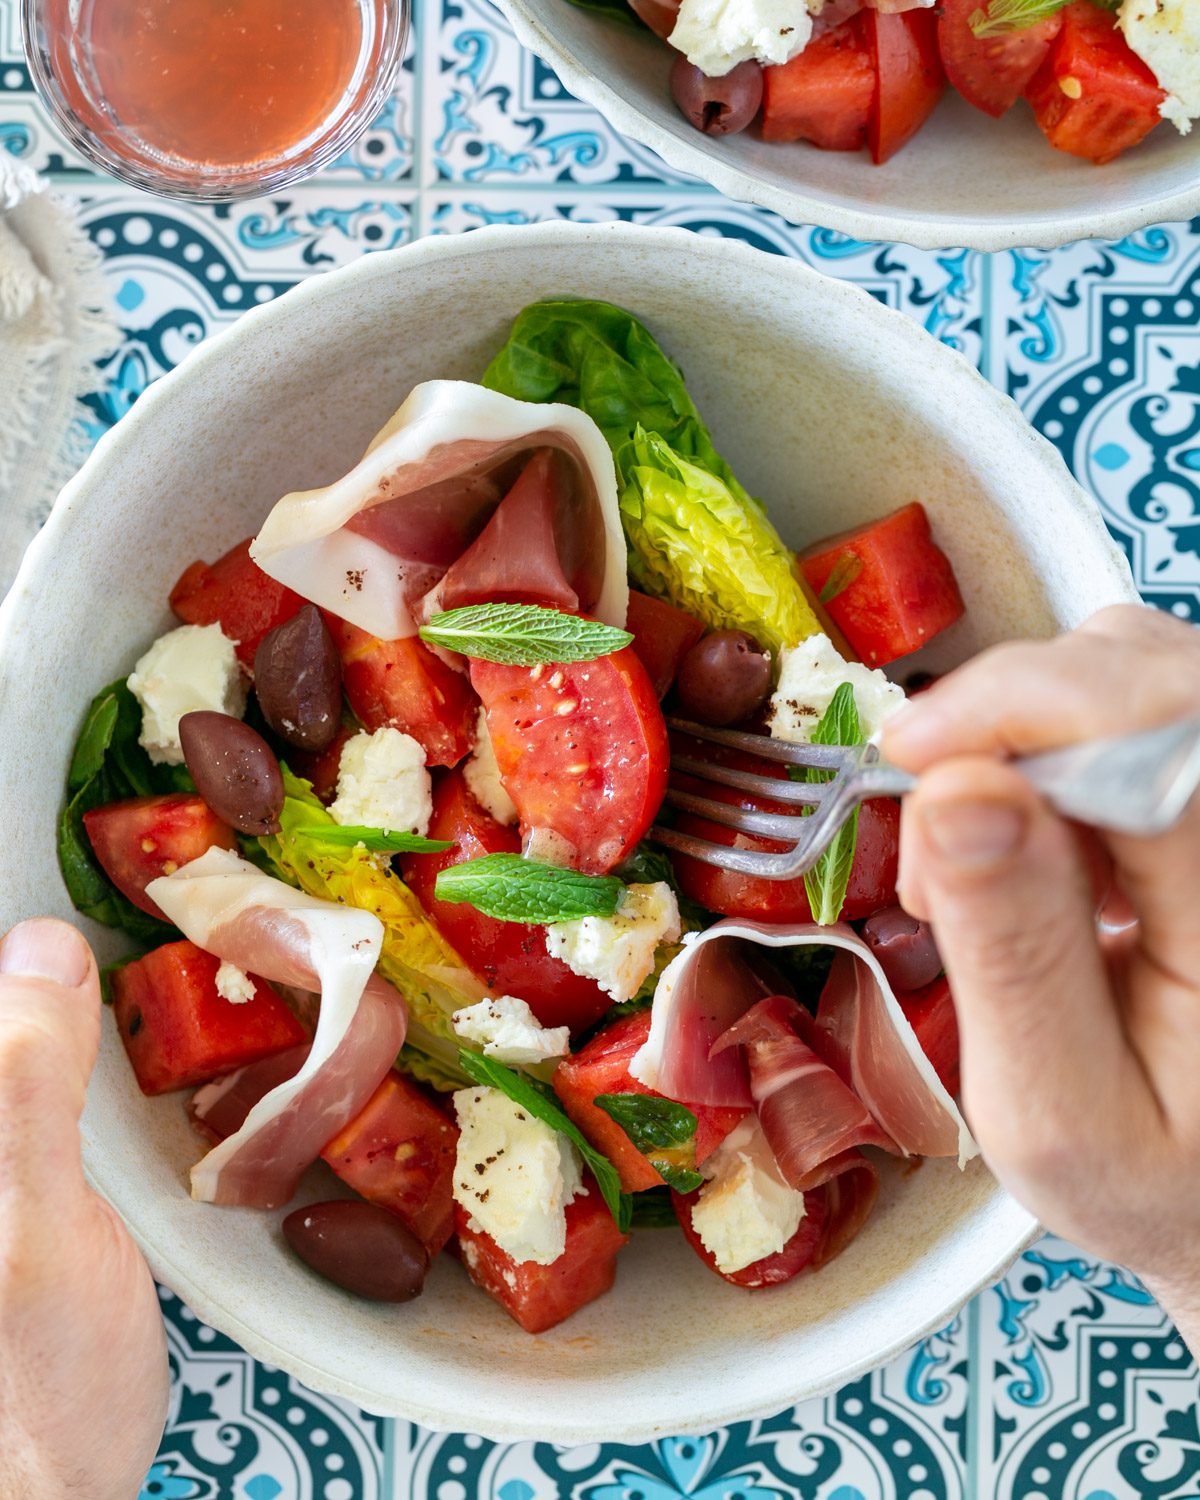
[0,918,101,1212]
[898,759,1137,1162]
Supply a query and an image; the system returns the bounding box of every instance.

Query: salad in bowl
[62,298,974,1333]
[641,0,1195,167]
[0,223,1137,1437]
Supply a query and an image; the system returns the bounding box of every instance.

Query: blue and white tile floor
[4,0,1199,1490]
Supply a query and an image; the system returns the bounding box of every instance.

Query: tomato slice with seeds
[469,639,669,876]
[938,0,1062,118]
[399,769,613,1033]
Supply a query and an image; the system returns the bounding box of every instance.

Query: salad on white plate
[61,299,975,1332]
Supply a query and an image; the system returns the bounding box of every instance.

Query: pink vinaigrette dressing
[48,0,379,174]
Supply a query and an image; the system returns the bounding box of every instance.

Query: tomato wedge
[901,975,960,1097]
[398,768,613,1033]
[322,613,477,767]
[761,16,875,150]
[469,638,668,875]
[938,0,1062,118]
[624,590,706,699]
[83,793,237,921]
[867,9,945,164]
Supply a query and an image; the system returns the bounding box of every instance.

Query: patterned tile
[152,1288,389,1499]
[392,1318,970,1499]
[423,0,691,189]
[978,1238,1198,1500]
[991,223,1200,620]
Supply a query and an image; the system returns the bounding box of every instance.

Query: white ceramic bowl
[0,221,1137,1442]
[493,0,1200,252]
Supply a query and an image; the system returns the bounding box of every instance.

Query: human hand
[883,604,1200,1346]
[0,918,168,1500]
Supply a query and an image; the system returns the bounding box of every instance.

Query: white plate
[493,1,1200,252]
[0,221,1138,1441]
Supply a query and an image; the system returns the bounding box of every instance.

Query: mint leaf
[434,853,624,923]
[803,682,862,927]
[294,824,453,854]
[969,0,1114,36]
[652,1161,705,1193]
[594,1093,698,1153]
[458,1050,632,1233]
[421,603,632,666]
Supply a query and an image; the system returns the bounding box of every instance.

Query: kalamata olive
[179,711,284,836]
[670,55,763,136]
[675,629,773,726]
[282,1200,428,1302]
[253,604,343,753]
[861,905,943,993]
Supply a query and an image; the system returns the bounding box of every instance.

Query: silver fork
[651,716,1200,881]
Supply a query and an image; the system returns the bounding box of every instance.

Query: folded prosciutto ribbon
[148,847,408,1209]
[631,918,977,1262]
[249,381,630,639]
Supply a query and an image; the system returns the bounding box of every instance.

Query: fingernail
[0,919,90,987]
[919,799,1027,868]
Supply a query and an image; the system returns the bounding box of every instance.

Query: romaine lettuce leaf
[258,772,481,1087]
[620,429,819,656]
[483,299,819,654]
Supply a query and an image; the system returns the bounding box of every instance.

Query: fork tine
[663,786,818,836]
[649,824,828,878]
[671,755,831,805]
[667,717,862,771]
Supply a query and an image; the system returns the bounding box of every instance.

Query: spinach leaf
[651,1161,705,1193]
[459,1050,633,1233]
[58,679,184,945]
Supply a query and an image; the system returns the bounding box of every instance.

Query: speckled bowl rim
[1,219,1132,1439]
[490,2,1200,254]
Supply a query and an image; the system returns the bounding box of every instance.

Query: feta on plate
[690,1116,806,1275]
[452,994,570,1065]
[769,633,905,746]
[464,707,517,826]
[452,1087,583,1265]
[215,961,256,1005]
[544,882,682,1004]
[1120,0,1200,135]
[127,623,247,766]
[328,727,433,836]
[669,0,812,77]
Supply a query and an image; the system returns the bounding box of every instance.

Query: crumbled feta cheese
[452,1087,583,1265]
[544,882,681,1004]
[329,727,432,835]
[769,633,905,746]
[1120,0,1200,135]
[452,995,570,1066]
[669,0,812,76]
[127,624,247,766]
[215,961,257,1005]
[690,1116,806,1275]
[464,707,517,826]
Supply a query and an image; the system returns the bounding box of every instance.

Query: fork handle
[872,717,1200,839]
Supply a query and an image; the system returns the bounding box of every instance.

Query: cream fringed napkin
[0,159,118,599]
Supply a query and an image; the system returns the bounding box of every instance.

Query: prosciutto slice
[631,918,975,1166]
[249,381,628,640]
[712,994,896,1190]
[812,1158,881,1271]
[147,848,408,1208]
